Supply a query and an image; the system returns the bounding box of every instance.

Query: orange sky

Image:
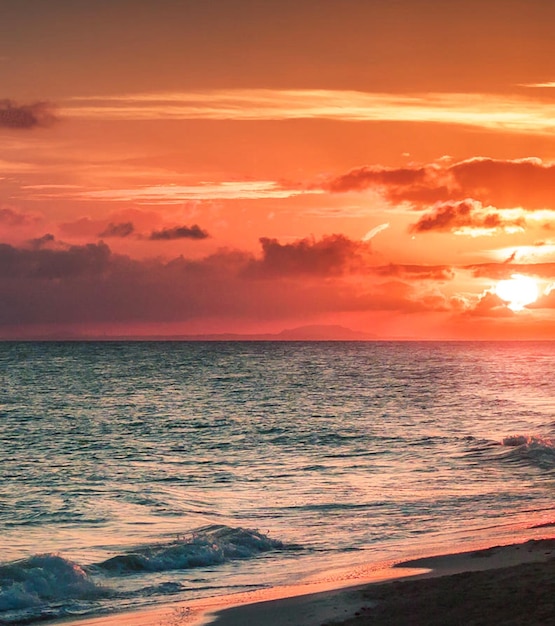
[2,0,555,339]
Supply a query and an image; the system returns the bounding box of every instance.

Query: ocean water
[1,341,554,624]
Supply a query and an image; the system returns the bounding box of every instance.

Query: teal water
[1,341,554,623]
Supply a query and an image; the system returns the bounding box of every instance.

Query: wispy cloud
[521,82,555,88]
[63,89,555,134]
[362,223,390,241]
[72,181,320,204]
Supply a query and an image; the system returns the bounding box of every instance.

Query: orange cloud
[327,165,429,193]
[73,181,317,204]
[467,291,515,317]
[532,289,555,309]
[372,263,454,281]
[409,199,525,235]
[64,90,555,135]
[466,261,555,280]
[327,157,555,212]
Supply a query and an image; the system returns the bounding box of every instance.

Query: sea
[1,341,554,624]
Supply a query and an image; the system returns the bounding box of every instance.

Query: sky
[2,0,555,340]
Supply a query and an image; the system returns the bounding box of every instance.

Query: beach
[57,537,555,626]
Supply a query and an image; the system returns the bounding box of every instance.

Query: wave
[500,434,555,470]
[0,525,295,623]
[0,554,106,614]
[501,434,554,448]
[95,524,297,574]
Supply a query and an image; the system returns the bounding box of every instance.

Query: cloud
[522,82,555,88]
[73,181,318,204]
[352,280,451,313]
[99,222,135,238]
[64,90,555,134]
[0,100,58,129]
[372,263,454,281]
[28,233,57,250]
[409,199,525,235]
[246,234,373,277]
[245,235,453,281]
[449,157,555,210]
[0,207,42,227]
[466,261,555,280]
[0,237,447,331]
[148,224,209,240]
[468,291,515,317]
[60,209,168,239]
[362,223,389,241]
[532,288,555,309]
[325,162,456,206]
[327,166,429,193]
[326,157,555,213]
[0,240,111,280]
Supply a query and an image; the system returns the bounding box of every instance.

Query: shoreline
[57,536,555,626]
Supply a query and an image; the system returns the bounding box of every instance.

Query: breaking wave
[500,434,555,470]
[0,554,106,620]
[0,525,296,623]
[96,524,297,574]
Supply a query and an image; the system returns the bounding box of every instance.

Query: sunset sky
[3,0,555,339]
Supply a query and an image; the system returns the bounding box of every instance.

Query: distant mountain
[275,324,376,341]
[167,324,377,341]
[3,324,378,341]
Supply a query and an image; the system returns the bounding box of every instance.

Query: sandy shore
[59,537,555,626]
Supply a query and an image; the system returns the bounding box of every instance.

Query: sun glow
[495,274,539,311]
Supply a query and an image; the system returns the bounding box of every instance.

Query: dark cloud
[0,207,41,226]
[28,233,56,250]
[0,99,58,129]
[148,224,209,240]
[99,222,135,238]
[0,240,111,280]
[246,234,373,277]
[0,238,448,331]
[409,199,525,234]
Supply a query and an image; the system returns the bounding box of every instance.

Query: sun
[494,274,539,311]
